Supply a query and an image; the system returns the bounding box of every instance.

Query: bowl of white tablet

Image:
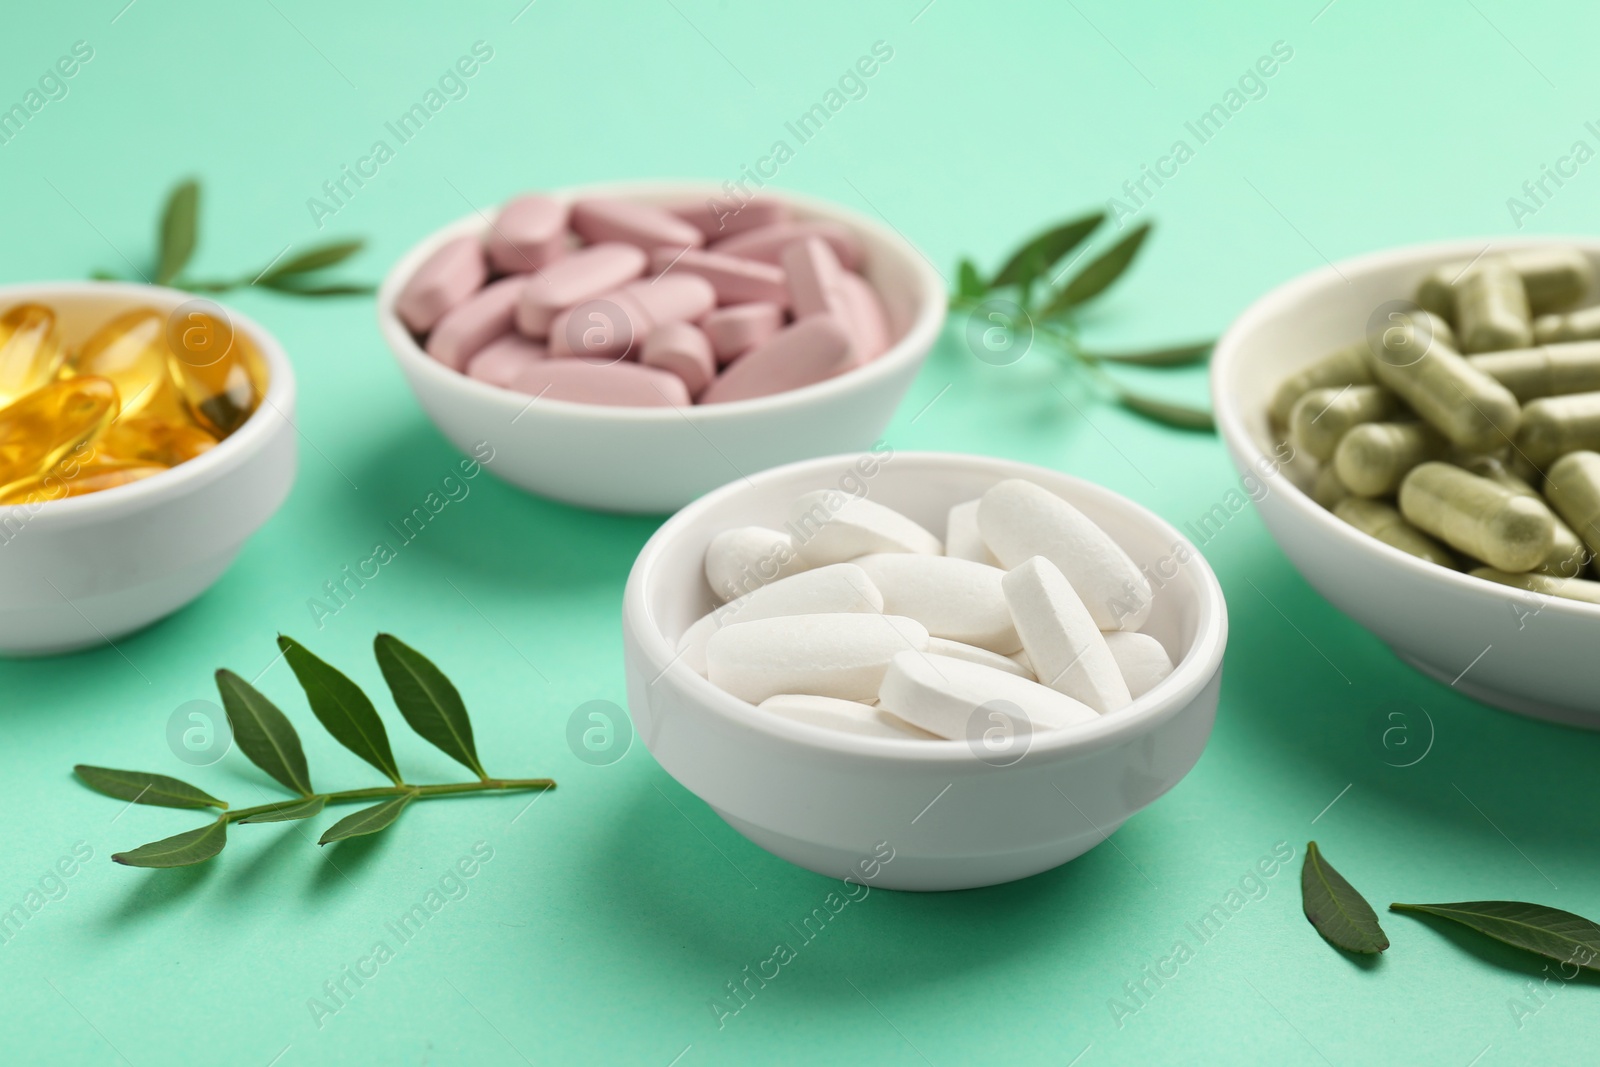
[621,451,1227,891]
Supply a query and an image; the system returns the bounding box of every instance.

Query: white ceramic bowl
[1213,237,1600,728]
[0,282,297,656]
[377,180,946,514]
[621,452,1227,891]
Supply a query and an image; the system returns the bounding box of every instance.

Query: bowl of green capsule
[0,282,297,656]
[1212,238,1600,728]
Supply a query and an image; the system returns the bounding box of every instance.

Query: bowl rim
[0,280,296,520]
[623,450,1230,764]
[1211,235,1600,622]
[376,178,947,423]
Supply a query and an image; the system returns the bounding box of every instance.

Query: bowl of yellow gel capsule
[0,282,295,655]
[1212,238,1600,728]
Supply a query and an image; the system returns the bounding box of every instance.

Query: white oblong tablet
[877,652,1099,740]
[1002,556,1132,714]
[705,526,811,602]
[852,553,1019,654]
[926,637,1032,679]
[677,564,884,673]
[978,478,1153,631]
[1103,631,1176,700]
[705,613,929,704]
[789,490,942,565]
[758,694,938,740]
[944,499,998,565]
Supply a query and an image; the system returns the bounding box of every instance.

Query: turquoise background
[4,0,1599,1063]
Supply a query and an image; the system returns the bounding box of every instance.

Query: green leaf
[256,279,375,297]
[1301,841,1388,954]
[1042,222,1152,316]
[956,258,985,300]
[257,239,364,282]
[89,269,121,281]
[113,819,227,868]
[155,179,200,285]
[237,796,327,824]
[73,765,226,810]
[1390,901,1600,972]
[318,792,416,845]
[215,669,313,796]
[1081,340,1214,367]
[278,635,403,785]
[1114,389,1215,432]
[373,634,487,779]
[991,212,1105,290]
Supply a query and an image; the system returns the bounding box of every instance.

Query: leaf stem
[222,777,555,824]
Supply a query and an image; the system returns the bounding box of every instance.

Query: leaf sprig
[92,178,374,298]
[1300,841,1600,973]
[76,634,554,868]
[950,211,1214,432]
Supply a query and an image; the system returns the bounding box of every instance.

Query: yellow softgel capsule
[0,376,119,492]
[98,416,217,467]
[67,307,181,419]
[1289,385,1401,462]
[1398,461,1554,573]
[164,308,262,436]
[1470,567,1600,606]
[1334,498,1457,568]
[1459,455,1589,577]
[1544,450,1600,559]
[0,460,164,505]
[1516,391,1600,465]
[1371,330,1520,452]
[0,303,66,407]
[1466,342,1600,402]
[1334,421,1446,497]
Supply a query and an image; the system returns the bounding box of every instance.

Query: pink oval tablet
[426,275,526,371]
[624,273,717,328]
[840,272,890,362]
[485,194,569,274]
[702,303,783,365]
[641,321,715,398]
[466,333,547,388]
[570,198,705,253]
[650,247,788,306]
[782,236,852,322]
[506,359,691,408]
[712,221,862,271]
[670,197,791,240]
[547,291,650,364]
[700,315,855,405]
[396,235,487,334]
[515,242,648,338]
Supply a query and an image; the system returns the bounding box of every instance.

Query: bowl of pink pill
[621,451,1228,890]
[377,181,945,512]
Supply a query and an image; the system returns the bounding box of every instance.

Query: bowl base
[1395,651,1600,731]
[710,806,1127,892]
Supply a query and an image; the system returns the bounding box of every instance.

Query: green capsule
[1268,341,1373,425]
[1288,385,1401,462]
[1465,342,1600,402]
[1398,461,1554,572]
[1416,247,1593,319]
[1544,450,1600,558]
[1335,498,1457,568]
[1334,421,1447,497]
[1533,306,1600,344]
[1312,464,1352,509]
[1371,331,1521,452]
[1516,392,1600,465]
[1470,567,1600,606]
[1456,258,1532,353]
[1458,455,1589,576]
